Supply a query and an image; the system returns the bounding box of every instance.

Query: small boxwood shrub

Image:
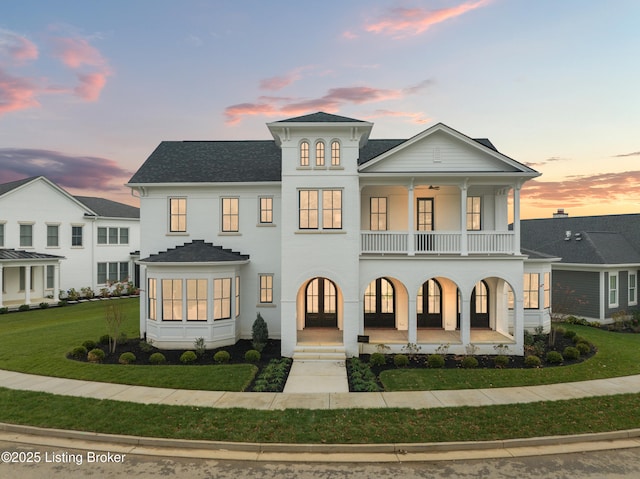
[525,355,541,367]
[563,346,580,360]
[82,340,97,351]
[576,341,591,355]
[563,330,577,340]
[214,350,231,364]
[180,350,197,364]
[119,352,136,364]
[149,352,166,365]
[369,352,386,367]
[39,302,49,309]
[18,304,30,312]
[0,307,8,314]
[427,354,445,368]
[139,340,155,353]
[87,348,105,363]
[572,335,588,345]
[546,350,563,364]
[98,334,111,345]
[393,354,409,368]
[494,355,509,368]
[461,356,479,368]
[69,346,87,360]
[244,349,261,363]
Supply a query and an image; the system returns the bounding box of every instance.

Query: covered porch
[0,249,63,308]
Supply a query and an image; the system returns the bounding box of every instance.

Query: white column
[408,297,417,343]
[460,184,468,256]
[407,183,415,256]
[24,265,31,305]
[460,296,471,347]
[54,264,60,302]
[513,186,521,254]
[0,264,3,307]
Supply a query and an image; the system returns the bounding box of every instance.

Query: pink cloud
[366,109,431,124]
[225,79,433,125]
[74,72,108,101]
[260,73,300,91]
[0,68,39,115]
[0,29,38,64]
[365,0,491,38]
[51,37,106,69]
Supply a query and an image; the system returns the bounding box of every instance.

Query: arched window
[417,279,441,314]
[300,141,309,166]
[305,277,337,328]
[331,141,340,166]
[315,141,325,166]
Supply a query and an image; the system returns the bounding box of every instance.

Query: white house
[128,112,552,357]
[0,176,140,307]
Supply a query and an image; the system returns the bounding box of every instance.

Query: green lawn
[0,299,256,391]
[380,325,640,391]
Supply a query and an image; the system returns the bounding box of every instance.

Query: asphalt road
[1,441,640,478]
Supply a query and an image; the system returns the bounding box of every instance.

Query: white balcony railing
[361,231,515,255]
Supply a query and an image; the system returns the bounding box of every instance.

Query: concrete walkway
[283,360,349,393]
[2,368,640,410]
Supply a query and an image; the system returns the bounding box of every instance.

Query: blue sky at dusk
[1,0,639,218]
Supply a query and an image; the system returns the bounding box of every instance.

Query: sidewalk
[2,368,640,410]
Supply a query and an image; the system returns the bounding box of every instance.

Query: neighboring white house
[0,176,140,307]
[128,112,552,357]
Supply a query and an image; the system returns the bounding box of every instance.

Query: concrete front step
[292,346,347,361]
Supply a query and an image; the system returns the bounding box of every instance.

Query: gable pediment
[359,124,535,175]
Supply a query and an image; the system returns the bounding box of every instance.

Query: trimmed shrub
[98,334,111,345]
[149,352,166,365]
[393,354,409,368]
[69,346,87,360]
[546,350,563,364]
[563,346,580,360]
[87,348,105,363]
[576,342,591,355]
[119,352,136,364]
[82,340,97,351]
[244,349,261,363]
[427,354,445,368]
[461,356,479,369]
[139,340,155,353]
[18,304,30,312]
[494,355,509,368]
[0,307,8,314]
[180,351,197,364]
[572,335,588,345]
[252,313,269,352]
[214,350,231,364]
[563,330,577,340]
[553,326,566,337]
[39,302,49,309]
[369,352,386,367]
[525,355,541,367]
[57,301,67,307]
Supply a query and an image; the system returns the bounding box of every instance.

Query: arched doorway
[417,279,443,328]
[471,280,490,328]
[364,277,395,328]
[305,277,337,328]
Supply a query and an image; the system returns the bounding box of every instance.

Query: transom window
[315,141,325,166]
[300,141,310,166]
[467,196,481,231]
[370,197,387,231]
[222,197,239,232]
[169,198,187,232]
[331,141,340,166]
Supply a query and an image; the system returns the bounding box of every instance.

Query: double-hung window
[609,272,618,308]
[148,278,157,320]
[20,224,33,247]
[169,198,187,232]
[187,279,208,321]
[213,278,231,320]
[467,196,481,230]
[98,227,130,244]
[259,274,273,304]
[71,225,83,246]
[299,189,342,230]
[523,273,540,309]
[0,223,4,246]
[162,279,183,320]
[47,224,59,247]
[259,197,273,224]
[370,197,387,231]
[222,197,239,232]
[629,272,637,306]
[544,272,551,309]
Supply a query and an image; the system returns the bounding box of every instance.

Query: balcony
[360,231,515,255]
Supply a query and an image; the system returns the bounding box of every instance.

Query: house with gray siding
[520,213,640,321]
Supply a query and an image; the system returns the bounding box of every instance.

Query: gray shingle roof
[0,176,38,197]
[140,240,249,263]
[0,249,64,261]
[520,214,640,265]
[276,112,364,123]
[75,196,140,218]
[128,140,281,184]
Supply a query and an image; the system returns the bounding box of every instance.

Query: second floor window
[370,197,387,231]
[299,189,342,230]
[331,141,340,166]
[417,198,434,231]
[20,224,33,247]
[0,223,4,247]
[322,190,342,229]
[47,225,59,247]
[222,197,239,232]
[260,274,273,303]
[169,198,187,232]
[71,225,83,247]
[98,227,130,244]
[467,196,481,230]
[259,197,273,224]
[299,190,319,229]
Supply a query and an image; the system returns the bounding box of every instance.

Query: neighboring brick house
[128,112,551,357]
[0,176,140,307]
